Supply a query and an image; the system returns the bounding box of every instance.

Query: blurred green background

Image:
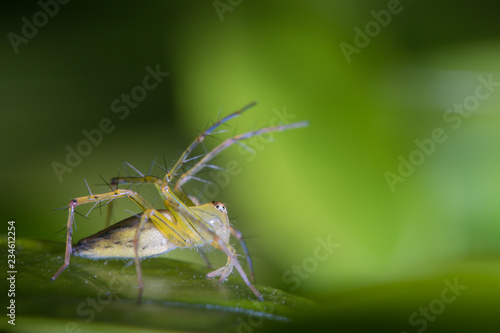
[2,0,500,331]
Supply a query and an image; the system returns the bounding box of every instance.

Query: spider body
[72,201,229,259]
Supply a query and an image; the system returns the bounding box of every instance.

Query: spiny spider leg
[175,120,309,191]
[165,102,257,183]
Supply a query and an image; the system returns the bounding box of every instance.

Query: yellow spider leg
[100,176,163,227]
[105,175,194,226]
[131,208,203,303]
[133,210,149,303]
[148,207,207,247]
[110,175,163,187]
[108,175,195,217]
[104,176,163,227]
[184,196,213,269]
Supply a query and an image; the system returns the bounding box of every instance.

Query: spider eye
[212,201,226,213]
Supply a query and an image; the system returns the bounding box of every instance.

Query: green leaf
[1,237,315,332]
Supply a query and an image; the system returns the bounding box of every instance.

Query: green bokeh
[2,1,500,331]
